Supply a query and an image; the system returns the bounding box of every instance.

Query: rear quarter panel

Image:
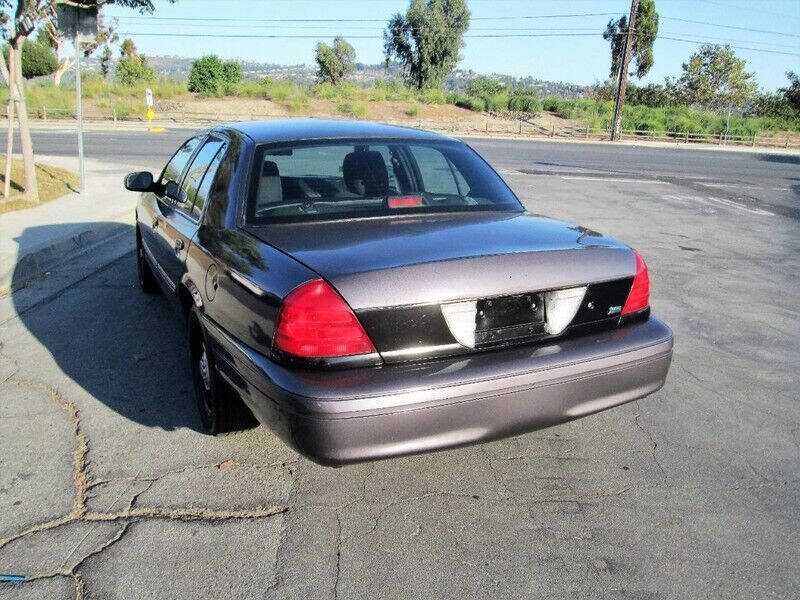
[183,130,319,357]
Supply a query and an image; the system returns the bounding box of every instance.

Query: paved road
[0,132,798,599]
[8,126,800,215]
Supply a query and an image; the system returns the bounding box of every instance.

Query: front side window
[179,138,225,216]
[246,140,522,223]
[160,136,202,186]
[190,143,226,220]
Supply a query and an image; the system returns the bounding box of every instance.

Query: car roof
[218,118,458,144]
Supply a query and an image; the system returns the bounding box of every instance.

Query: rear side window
[408,145,462,196]
[247,139,521,223]
[160,136,201,186]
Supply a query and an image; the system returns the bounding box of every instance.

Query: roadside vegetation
[0,158,79,213]
[6,71,797,138]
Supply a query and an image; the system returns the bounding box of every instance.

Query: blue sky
[105,0,800,91]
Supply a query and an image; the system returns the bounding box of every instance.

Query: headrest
[262,161,279,177]
[342,150,389,196]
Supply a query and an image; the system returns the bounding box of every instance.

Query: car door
[142,135,203,291]
[153,136,227,290]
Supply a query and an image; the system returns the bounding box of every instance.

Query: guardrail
[17,106,800,149]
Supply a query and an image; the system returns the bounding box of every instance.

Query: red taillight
[273,279,376,358]
[622,250,650,315]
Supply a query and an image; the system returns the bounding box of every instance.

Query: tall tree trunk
[12,37,38,203]
[53,59,72,87]
[3,46,15,201]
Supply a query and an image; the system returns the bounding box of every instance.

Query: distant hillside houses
[83,55,587,99]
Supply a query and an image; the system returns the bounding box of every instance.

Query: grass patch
[336,101,367,119]
[404,103,420,117]
[0,158,79,213]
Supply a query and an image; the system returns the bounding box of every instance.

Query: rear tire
[188,306,257,435]
[136,228,160,294]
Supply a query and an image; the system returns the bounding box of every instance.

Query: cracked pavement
[1,145,798,599]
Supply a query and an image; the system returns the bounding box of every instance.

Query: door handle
[174,238,184,251]
[152,217,159,229]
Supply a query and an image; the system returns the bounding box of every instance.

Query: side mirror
[164,180,186,203]
[124,171,154,192]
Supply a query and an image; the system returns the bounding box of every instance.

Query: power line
[659,35,800,57]
[112,12,621,23]
[114,30,800,56]
[662,16,800,38]
[113,13,800,39]
[108,21,800,49]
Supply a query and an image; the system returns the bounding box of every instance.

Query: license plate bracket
[475,293,546,346]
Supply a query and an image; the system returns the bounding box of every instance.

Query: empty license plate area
[475,293,546,346]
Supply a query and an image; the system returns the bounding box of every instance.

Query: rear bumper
[205,316,673,466]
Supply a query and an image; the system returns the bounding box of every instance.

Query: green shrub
[419,87,446,104]
[404,103,419,117]
[446,92,484,112]
[188,55,242,97]
[465,76,506,97]
[508,89,541,113]
[116,56,155,86]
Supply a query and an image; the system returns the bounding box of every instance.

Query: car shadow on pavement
[11,222,204,433]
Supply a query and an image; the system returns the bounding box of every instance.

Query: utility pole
[75,34,85,192]
[610,0,639,141]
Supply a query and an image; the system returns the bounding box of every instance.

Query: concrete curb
[0,211,133,294]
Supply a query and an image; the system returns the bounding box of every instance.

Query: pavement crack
[333,511,342,600]
[5,378,89,518]
[479,447,514,500]
[633,408,668,485]
[0,375,288,593]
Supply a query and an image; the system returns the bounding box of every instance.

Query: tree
[187,54,243,97]
[315,36,355,85]
[99,45,112,77]
[384,0,470,90]
[780,71,800,113]
[603,0,658,80]
[116,54,154,85]
[0,1,174,203]
[465,76,504,97]
[676,44,757,110]
[3,38,58,78]
[119,37,136,58]
[38,15,117,86]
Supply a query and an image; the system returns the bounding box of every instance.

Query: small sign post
[145,88,155,122]
[56,4,98,193]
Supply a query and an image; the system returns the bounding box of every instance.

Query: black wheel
[136,229,160,294]
[188,306,256,435]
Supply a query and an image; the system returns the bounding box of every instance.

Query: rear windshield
[246,139,522,222]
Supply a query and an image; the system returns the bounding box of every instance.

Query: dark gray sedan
[124,119,673,465]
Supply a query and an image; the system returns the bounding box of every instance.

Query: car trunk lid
[245,212,636,362]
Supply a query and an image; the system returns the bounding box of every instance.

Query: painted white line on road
[561,176,670,184]
[663,194,774,216]
[698,182,790,192]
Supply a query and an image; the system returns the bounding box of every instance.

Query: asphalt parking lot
[0,133,798,599]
